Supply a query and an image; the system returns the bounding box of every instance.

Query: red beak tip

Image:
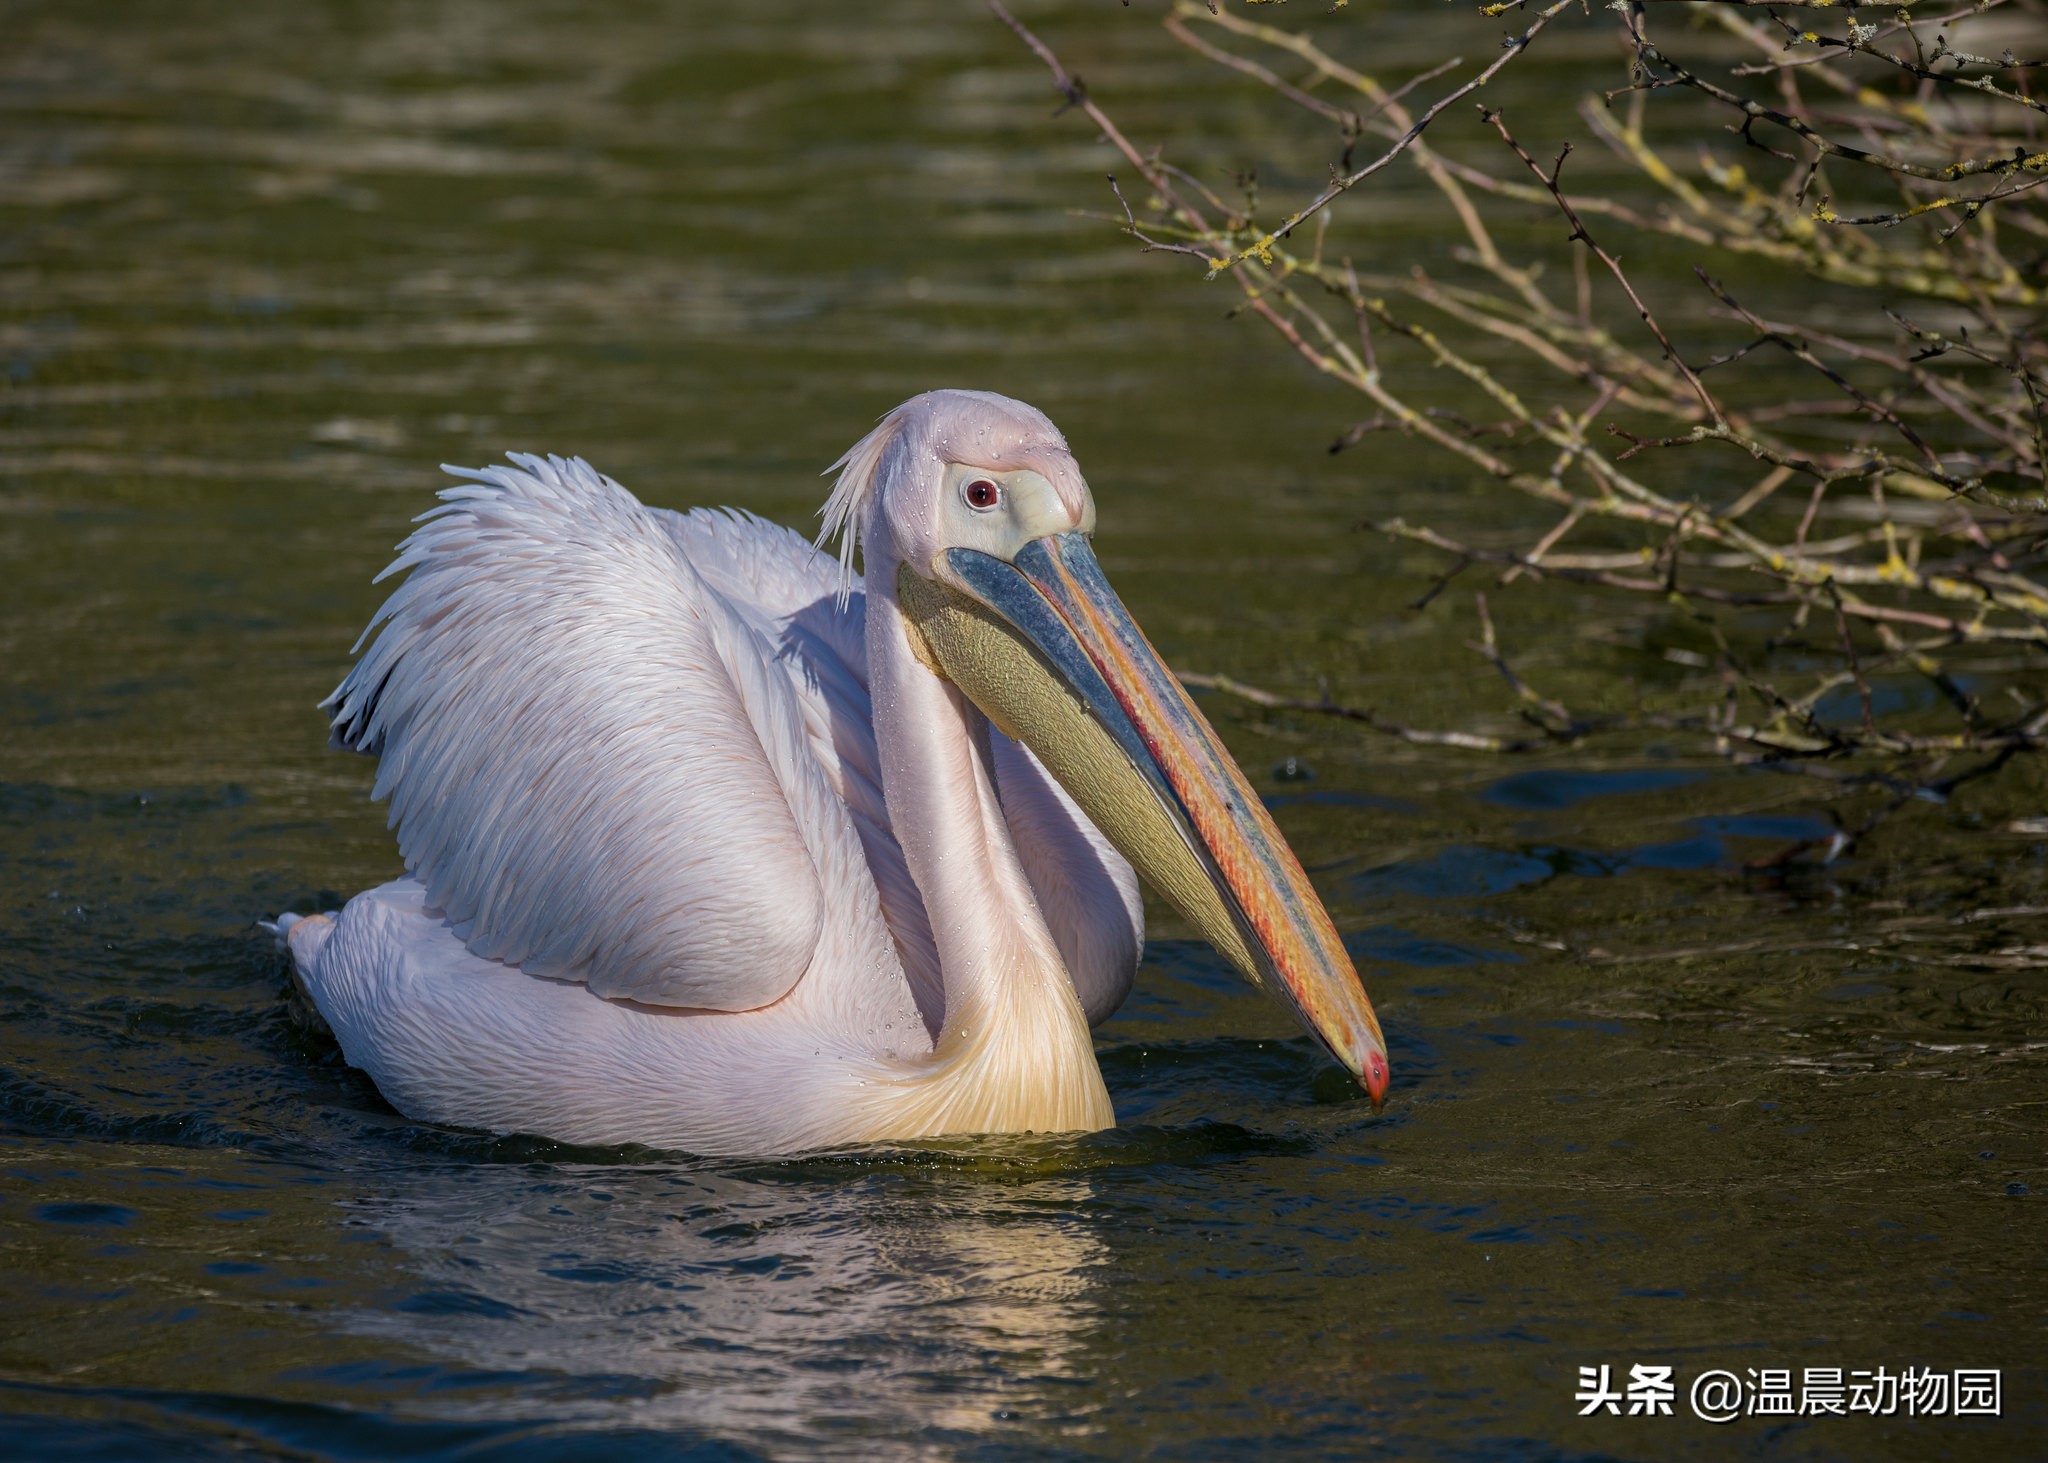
[1363,1051,1391,1111]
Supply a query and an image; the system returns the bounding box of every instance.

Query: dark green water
[2,3,2042,1458]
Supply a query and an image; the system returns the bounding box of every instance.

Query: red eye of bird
[964,478,1001,510]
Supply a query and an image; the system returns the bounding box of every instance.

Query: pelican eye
[963,478,1002,511]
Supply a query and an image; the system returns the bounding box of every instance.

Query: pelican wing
[324,454,855,1011]
[664,508,946,1025]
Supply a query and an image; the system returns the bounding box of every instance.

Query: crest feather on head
[815,404,908,606]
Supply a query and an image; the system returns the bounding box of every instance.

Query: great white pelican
[277,390,1388,1154]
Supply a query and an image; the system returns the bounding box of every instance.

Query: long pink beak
[941,532,1390,1107]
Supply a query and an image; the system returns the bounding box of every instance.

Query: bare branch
[989,0,2048,805]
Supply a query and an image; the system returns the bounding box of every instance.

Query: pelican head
[823,390,1391,1106]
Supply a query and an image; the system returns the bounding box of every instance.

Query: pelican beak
[898,531,1389,1107]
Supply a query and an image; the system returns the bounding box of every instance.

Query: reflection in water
[337,1158,1106,1450]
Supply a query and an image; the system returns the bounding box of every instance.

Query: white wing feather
[324,455,857,1011]
[659,507,946,1027]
